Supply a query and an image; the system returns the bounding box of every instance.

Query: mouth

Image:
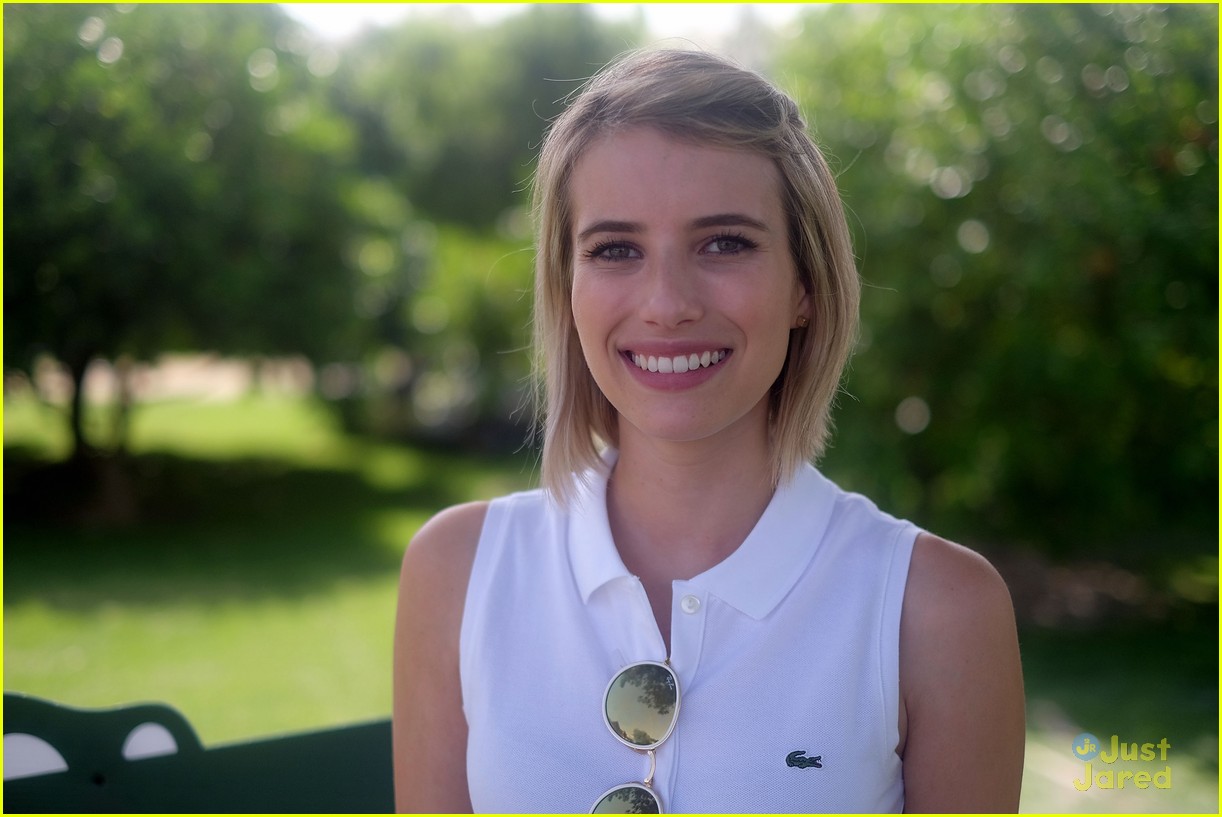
[625,349,731,374]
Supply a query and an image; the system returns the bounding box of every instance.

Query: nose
[639,253,703,329]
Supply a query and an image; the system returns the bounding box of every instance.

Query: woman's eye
[586,242,639,261]
[703,235,757,255]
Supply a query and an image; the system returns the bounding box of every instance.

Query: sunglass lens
[604,663,678,748]
[592,784,661,814]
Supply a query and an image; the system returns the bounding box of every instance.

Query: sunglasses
[591,660,681,814]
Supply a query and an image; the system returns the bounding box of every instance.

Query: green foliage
[332,224,535,446]
[331,5,642,229]
[3,4,415,452]
[778,5,1218,557]
[407,224,534,431]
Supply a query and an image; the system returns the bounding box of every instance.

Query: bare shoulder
[901,531,1019,693]
[899,532,1025,811]
[401,501,489,583]
[904,531,1014,626]
[397,501,490,645]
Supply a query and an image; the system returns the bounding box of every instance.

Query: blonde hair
[532,49,859,501]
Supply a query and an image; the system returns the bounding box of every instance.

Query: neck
[606,421,777,584]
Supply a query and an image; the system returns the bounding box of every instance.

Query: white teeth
[630,350,726,373]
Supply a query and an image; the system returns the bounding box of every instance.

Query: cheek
[570,275,594,338]
[744,285,802,363]
[734,280,797,331]
[570,273,609,357]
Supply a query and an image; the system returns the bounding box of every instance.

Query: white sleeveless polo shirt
[460,456,918,813]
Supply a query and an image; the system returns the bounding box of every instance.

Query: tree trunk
[111,356,133,456]
[67,356,93,462]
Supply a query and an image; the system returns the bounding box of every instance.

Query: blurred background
[3,3,1216,811]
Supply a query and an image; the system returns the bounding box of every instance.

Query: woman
[393,49,1025,813]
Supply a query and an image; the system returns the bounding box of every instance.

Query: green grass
[3,393,1216,811]
[1018,623,1218,812]
[3,393,535,743]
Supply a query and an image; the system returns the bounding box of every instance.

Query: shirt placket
[654,579,707,809]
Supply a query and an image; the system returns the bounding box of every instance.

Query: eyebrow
[575,213,771,244]
[691,213,770,232]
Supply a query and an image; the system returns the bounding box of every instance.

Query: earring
[795,316,809,328]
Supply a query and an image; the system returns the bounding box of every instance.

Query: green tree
[4,4,415,457]
[778,5,1217,557]
[334,5,642,230]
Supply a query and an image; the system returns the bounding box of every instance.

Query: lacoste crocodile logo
[786,750,823,769]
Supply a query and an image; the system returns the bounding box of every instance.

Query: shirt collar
[567,450,632,602]
[691,463,835,619]
[567,452,835,620]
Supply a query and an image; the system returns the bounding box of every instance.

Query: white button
[680,594,701,614]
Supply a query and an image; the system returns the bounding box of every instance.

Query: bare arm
[898,533,1026,813]
[392,502,488,813]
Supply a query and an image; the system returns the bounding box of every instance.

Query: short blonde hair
[532,49,859,501]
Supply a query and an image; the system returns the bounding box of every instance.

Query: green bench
[3,692,393,813]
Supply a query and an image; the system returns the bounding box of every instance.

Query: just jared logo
[1071,732,1171,792]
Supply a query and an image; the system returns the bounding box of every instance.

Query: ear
[792,286,813,329]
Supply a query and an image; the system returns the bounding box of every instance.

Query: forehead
[569,127,785,230]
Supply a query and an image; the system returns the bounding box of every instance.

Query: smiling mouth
[627,350,730,374]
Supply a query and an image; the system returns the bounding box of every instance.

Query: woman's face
[569,127,810,449]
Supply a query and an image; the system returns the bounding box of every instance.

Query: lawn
[3,393,536,743]
[3,393,1216,811]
